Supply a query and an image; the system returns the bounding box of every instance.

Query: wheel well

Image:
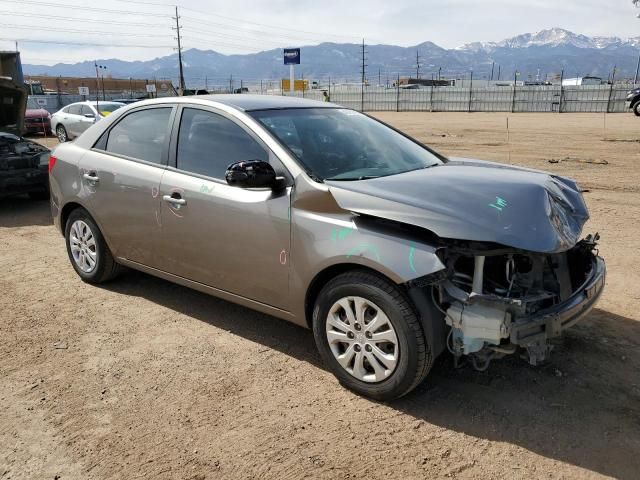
[304,264,398,328]
[60,202,84,233]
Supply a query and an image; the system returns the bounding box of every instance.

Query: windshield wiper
[327,175,380,181]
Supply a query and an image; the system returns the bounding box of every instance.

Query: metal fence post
[606,67,616,113]
[429,85,434,112]
[558,69,564,113]
[396,75,400,112]
[468,71,473,112]
[511,71,517,113]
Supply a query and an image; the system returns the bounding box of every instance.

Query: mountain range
[23,28,640,87]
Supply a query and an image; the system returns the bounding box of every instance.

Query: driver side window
[176,108,268,179]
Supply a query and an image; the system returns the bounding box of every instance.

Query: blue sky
[1,0,638,65]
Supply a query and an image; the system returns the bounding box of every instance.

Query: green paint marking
[489,196,508,211]
[346,243,381,262]
[331,226,354,243]
[338,227,354,241]
[408,245,417,273]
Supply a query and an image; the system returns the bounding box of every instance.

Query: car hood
[325,157,589,253]
[25,108,49,118]
[0,52,27,135]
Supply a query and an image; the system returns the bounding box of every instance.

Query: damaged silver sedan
[49,96,605,400]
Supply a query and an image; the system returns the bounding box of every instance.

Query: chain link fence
[276,84,636,113]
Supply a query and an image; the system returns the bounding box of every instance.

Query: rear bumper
[510,255,605,347]
[24,118,52,133]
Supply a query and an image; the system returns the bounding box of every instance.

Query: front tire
[312,271,432,401]
[634,102,640,117]
[64,208,120,283]
[56,124,68,142]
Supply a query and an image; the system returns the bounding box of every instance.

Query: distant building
[399,77,455,87]
[562,76,603,86]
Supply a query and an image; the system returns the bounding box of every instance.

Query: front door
[79,105,175,266]
[157,106,291,310]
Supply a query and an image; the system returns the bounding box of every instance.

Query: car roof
[66,101,125,106]
[137,94,338,112]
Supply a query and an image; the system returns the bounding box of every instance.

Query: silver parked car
[49,96,605,400]
[50,101,125,142]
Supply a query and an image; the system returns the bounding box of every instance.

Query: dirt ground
[1,112,639,480]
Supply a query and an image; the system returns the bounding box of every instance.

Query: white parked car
[51,101,125,142]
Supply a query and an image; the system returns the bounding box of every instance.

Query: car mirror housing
[84,113,95,118]
[225,160,281,189]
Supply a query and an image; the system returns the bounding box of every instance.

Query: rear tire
[312,271,432,401]
[56,124,68,142]
[64,208,121,283]
[634,102,640,117]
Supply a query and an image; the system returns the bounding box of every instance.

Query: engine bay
[434,234,600,369]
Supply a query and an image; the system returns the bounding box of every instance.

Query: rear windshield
[95,103,124,116]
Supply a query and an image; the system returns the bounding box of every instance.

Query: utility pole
[360,39,367,112]
[378,68,381,87]
[635,50,640,85]
[415,51,421,79]
[490,62,495,82]
[173,6,185,95]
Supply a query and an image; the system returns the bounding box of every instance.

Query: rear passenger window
[68,104,82,115]
[106,108,172,164]
[176,108,267,179]
[80,105,95,116]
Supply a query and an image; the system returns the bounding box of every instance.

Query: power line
[0,38,173,48]
[179,6,359,40]
[180,21,340,46]
[0,0,171,17]
[1,11,169,27]
[0,24,169,38]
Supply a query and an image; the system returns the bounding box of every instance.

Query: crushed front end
[433,234,605,369]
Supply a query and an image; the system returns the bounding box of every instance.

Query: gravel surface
[1,113,639,479]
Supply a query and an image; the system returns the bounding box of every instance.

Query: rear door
[78,105,176,266]
[156,105,292,310]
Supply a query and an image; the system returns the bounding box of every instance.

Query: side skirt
[116,257,302,326]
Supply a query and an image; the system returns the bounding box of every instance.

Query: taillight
[48,154,57,173]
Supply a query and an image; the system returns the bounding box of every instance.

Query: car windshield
[95,102,124,116]
[249,108,443,181]
[26,98,40,109]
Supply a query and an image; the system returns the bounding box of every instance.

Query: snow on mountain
[458,28,638,51]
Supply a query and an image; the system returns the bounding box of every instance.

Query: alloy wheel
[56,125,67,142]
[69,220,97,273]
[325,296,399,382]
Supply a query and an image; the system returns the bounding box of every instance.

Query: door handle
[163,194,186,206]
[83,172,99,183]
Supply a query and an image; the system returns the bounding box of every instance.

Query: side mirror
[84,113,95,119]
[225,160,283,189]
